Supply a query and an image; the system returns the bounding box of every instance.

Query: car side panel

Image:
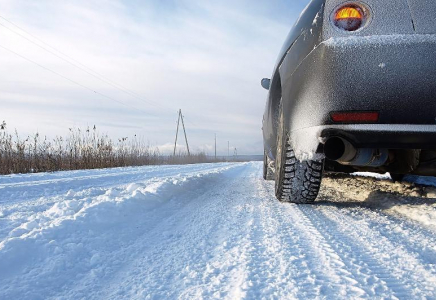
[263,0,325,160]
[273,0,326,73]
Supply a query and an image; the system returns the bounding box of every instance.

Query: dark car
[262,0,436,203]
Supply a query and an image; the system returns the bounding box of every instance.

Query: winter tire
[274,101,324,203]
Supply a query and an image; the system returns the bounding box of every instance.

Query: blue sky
[0,0,310,155]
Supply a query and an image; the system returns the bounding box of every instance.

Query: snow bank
[0,162,245,298]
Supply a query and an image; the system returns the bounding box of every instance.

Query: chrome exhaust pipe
[324,137,389,167]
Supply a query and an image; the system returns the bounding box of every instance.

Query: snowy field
[1,162,436,299]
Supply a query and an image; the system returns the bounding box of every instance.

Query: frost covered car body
[262,0,436,203]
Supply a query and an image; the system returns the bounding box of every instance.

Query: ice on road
[0,162,436,299]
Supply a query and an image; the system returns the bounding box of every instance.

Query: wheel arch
[265,71,282,160]
[270,71,282,136]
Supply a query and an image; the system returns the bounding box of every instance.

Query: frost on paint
[324,34,436,49]
[312,12,321,26]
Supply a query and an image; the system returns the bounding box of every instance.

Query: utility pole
[173,109,190,156]
[180,111,190,156]
[214,134,217,160]
[173,110,181,156]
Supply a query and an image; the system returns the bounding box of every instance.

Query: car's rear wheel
[263,150,275,180]
[274,102,324,203]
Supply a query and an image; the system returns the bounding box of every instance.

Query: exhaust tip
[324,137,346,161]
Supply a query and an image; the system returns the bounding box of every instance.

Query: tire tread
[276,146,323,204]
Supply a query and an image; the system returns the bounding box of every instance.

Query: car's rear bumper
[288,124,436,161]
[319,124,436,149]
[281,34,436,133]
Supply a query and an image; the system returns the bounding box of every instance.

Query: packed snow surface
[1,162,436,299]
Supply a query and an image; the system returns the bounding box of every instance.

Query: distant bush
[0,121,211,175]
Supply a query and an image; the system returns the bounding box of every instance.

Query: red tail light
[333,5,365,31]
[331,111,379,123]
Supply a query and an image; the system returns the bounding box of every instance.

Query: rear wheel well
[270,72,282,139]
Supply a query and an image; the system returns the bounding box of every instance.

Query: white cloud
[0,0,309,155]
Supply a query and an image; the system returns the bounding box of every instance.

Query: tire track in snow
[319,175,436,281]
[101,163,254,299]
[249,167,369,298]
[245,180,311,298]
[298,205,415,298]
[310,205,436,297]
[318,202,436,276]
[222,169,312,299]
[94,163,255,299]
[278,203,368,298]
[177,172,256,299]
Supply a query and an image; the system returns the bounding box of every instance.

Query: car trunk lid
[407,0,436,33]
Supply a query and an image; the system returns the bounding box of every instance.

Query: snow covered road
[0,162,436,299]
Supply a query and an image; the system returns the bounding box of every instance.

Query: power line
[0,15,205,147]
[0,16,170,111]
[183,116,201,130]
[0,43,156,116]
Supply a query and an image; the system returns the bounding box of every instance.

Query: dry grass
[0,121,208,175]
